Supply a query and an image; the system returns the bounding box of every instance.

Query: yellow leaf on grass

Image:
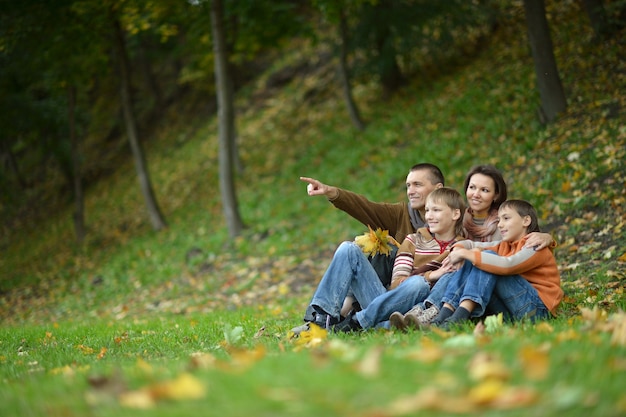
[489,385,539,409]
[519,344,550,380]
[290,323,327,349]
[77,344,94,355]
[388,387,472,415]
[97,347,107,360]
[404,340,444,363]
[580,306,608,324]
[356,345,384,378]
[229,345,266,368]
[119,390,155,409]
[468,352,510,382]
[149,373,206,401]
[610,311,626,347]
[468,379,506,405]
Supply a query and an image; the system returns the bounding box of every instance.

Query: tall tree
[337,7,365,131]
[580,0,612,37]
[67,85,86,243]
[523,0,567,123]
[314,0,365,130]
[111,11,167,231]
[210,0,243,238]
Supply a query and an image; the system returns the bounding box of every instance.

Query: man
[299,163,445,322]
[300,162,445,243]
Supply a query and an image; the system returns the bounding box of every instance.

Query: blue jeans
[305,241,431,329]
[441,259,496,317]
[354,275,431,329]
[486,276,550,322]
[422,271,454,309]
[308,241,387,321]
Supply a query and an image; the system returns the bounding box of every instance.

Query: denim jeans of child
[354,274,431,329]
[422,271,454,309]
[440,258,497,317]
[486,276,550,322]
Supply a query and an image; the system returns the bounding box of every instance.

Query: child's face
[497,206,531,242]
[425,199,460,237]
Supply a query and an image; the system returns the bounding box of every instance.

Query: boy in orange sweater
[428,199,563,328]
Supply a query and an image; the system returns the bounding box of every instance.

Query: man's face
[406,169,440,210]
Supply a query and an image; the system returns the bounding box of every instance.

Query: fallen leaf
[609,311,626,346]
[356,345,384,378]
[387,387,472,415]
[119,390,155,409]
[189,352,217,370]
[518,344,550,380]
[290,323,327,349]
[484,313,504,333]
[468,352,510,382]
[468,379,506,405]
[228,345,267,368]
[149,372,206,401]
[254,326,266,338]
[489,385,539,409]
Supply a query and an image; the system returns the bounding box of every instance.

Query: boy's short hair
[410,163,445,186]
[499,200,540,233]
[426,187,466,237]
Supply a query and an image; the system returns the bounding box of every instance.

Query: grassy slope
[1,4,624,323]
[0,3,625,417]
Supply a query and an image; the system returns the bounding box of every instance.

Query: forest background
[0,0,625,416]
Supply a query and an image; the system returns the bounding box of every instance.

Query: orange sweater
[453,236,563,315]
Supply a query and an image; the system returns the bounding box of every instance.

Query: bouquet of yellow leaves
[354,226,400,257]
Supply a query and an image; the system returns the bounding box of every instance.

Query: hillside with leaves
[1,1,623,325]
[1,2,625,416]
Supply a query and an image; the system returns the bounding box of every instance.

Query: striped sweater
[390,228,464,290]
[453,236,563,315]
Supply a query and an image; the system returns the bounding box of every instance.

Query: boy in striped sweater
[427,199,563,328]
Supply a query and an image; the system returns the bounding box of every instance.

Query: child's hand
[448,248,469,265]
[431,258,457,279]
[524,232,553,250]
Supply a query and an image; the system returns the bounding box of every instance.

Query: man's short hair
[410,163,445,186]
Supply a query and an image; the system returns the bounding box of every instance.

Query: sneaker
[333,311,362,333]
[406,305,439,329]
[289,322,312,337]
[289,312,337,337]
[389,312,407,331]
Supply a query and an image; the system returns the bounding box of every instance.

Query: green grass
[1,313,625,416]
[1,1,625,416]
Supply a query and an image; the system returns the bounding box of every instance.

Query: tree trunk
[372,4,406,97]
[338,9,365,131]
[68,85,86,243]
[138,36,165,109]
[580,0,611,37]
[112,16,167,231]
[0,140,25,189]
[523,0,567,124]
[210,0,244,238]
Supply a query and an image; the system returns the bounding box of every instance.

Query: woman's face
[466,173,498,216]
